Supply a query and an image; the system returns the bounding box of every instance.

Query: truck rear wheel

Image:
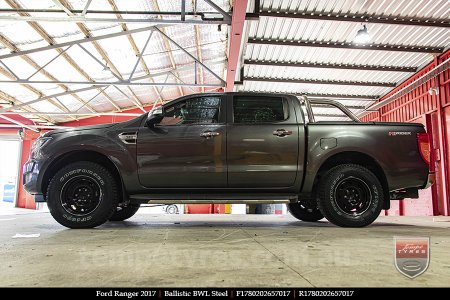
[46,161,119,229]
[288,200,323,222]
[109,204,140,221]
[166,204,179,214]
[318,164,384,227]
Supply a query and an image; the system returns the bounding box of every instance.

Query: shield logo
[394,237,430,278]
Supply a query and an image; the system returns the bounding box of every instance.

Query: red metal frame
[0,112,39,126]
[426,114,440,215]
[363,49,450,216]
[62,105,153,127]
[225,0,248,92]
[15,129,40,209]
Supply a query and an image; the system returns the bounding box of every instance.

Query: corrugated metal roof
[249,17,450,48]
[238,80,392,97]
[238,0,450,119]
[0,0,229,124]
[245,64,409,84]
[245,44,433,68]
[261,0,450,20]
[0,0,448,125]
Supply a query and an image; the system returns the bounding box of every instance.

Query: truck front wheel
[288,200,323,222]
[318,164,384,227]
[46,161,119,229]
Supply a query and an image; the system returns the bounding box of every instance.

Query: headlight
[31,137,52,158]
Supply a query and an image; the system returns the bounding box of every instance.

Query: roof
[0,0,229,125]
[236,0,450,120]
[0,0,449,127]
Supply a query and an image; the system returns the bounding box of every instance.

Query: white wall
[0,139,20,205]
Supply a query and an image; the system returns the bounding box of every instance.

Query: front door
[137,95,226,188]
[227,95,300,188]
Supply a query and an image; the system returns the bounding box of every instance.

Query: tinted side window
[161,96,221,125]
[233,96,288,124]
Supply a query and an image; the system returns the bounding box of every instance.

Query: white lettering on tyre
[63,213,92,222]
[330,174,345,215]
[59,168,104,185]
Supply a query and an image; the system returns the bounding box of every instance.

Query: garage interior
[0,0,449,287]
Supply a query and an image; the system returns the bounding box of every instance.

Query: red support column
[16,129,40,209]
[436,55,450,216]
[399,200,404,216]
[225,0,248,92]
[427,114,440,215]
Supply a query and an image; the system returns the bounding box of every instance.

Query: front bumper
[23,159,46,202]
[423,172,435,189]
[22,159,40,195]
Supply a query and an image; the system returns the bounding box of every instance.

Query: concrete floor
[0,209,449,287]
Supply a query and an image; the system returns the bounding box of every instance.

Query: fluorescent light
[354,25,370,44]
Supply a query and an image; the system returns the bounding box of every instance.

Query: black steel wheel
[47,161,119,229]
[318,164,384,227]
[334,177,372,216]
[60,176,102,216]
[288,199,323,222]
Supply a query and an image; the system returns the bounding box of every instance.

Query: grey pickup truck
[23,92,434,228]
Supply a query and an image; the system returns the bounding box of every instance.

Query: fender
[37,132,139,194]
[301,132,389,194]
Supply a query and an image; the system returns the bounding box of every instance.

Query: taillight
[417,133,430,166]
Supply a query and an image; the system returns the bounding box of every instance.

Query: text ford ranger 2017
[23,93,434,228]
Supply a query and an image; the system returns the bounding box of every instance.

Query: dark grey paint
[226,96,302,188]
[22,92,431,203]
[137,123,227,188]
[302,122,429,193]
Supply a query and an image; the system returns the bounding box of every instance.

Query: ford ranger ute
[23,93,434,228]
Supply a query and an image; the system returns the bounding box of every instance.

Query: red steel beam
[0,109,43,132]
[61,105,155,127]
[0,112,36,125]
[225,0,248,92]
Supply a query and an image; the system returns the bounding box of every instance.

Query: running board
[129,194,297,204]
[145,199,291,204]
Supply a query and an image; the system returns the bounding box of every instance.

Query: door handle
[200,131,220,138]
[273,129,293,137]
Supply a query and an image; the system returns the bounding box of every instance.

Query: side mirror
[146,107,163,127]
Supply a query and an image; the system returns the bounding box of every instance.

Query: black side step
[129,194,298,204]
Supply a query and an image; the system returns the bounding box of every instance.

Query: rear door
[227,95,300,188]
